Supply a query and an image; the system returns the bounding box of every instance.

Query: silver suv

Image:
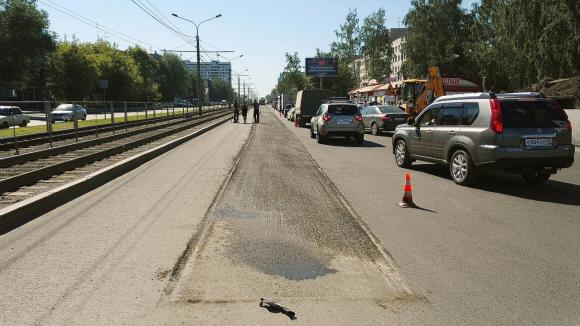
[392,93,574,185]
[310,101,364,145]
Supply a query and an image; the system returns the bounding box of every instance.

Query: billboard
[305,58,338,77]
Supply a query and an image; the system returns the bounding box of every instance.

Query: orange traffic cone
[398,173,416,208]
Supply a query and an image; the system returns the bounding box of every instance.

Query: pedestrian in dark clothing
[233,99,240,123]
[253,99,260,123]
[241,102,248,123]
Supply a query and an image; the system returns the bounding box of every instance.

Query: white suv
[0,106,31,128]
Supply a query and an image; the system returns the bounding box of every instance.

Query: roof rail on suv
[495,92,545,98]
[434,92,495,102]
[323,97,354,104]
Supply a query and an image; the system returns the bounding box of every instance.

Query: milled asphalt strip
[274,110,415,296]
[0,115,232,234]
[162,123,256,297]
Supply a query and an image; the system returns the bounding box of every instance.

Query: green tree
[330,8,362,74]
[86,40,144,101]
[208,79,233,101]
[127,46,161,101]
[0,0,55,97]
[401,0,473,80]
[468,0,578,90]
[276,52,310,94]
[48,40,97,100]
[360,8,392,80]
[158,53,191,101]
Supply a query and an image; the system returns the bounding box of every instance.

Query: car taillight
[490,98,503,133]
[322,113,332,122]
[380,114,391,121]
[549,99,572,130]
[354,114,363,122]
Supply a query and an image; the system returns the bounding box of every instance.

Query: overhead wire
[39,0,159,48]
[129,0,195,48]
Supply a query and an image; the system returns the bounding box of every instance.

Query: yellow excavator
[399,66,446,116]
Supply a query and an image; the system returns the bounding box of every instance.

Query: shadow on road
[409,163,580,206]
[323,138,386,148]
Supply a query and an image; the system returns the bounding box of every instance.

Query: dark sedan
[361,105,409,135]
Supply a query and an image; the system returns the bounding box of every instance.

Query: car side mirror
[407,117,415,126]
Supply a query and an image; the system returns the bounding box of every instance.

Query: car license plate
[525,138,552,147]
[337,118,351,125]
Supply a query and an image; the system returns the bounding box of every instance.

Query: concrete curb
[0,115,231,234]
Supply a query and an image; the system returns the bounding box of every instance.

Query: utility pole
[238,76,241,102]
[196,34,202,116]
[171,13,222,116]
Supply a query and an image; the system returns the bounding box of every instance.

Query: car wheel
[1,121,9,129]
[449,149,478,185]
[371,123,379,136]
[317,127,326,144]
[20,121,28,127]
[521,169,551,184]
[394,139,412,168]
[82,114,87,121]
[310,125,316,139]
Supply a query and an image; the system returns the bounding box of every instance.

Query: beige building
[389,28,407,82]
[349,28,408,89]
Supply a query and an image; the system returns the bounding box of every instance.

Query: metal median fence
[0,100,230,155]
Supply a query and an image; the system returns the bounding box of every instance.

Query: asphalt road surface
[0,107,578,325]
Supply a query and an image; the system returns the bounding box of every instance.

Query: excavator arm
[416,66,445,113]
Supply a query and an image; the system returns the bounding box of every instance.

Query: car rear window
[501,100,568,128]
[378,105,403,114]
[54,104,73,112]
[328,105,358,115]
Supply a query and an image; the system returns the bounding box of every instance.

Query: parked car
[294,89,332,128]
[361,105,409,135]
[0,106,31,128]
[310,100,364,145]
[283,104,293,117]
[287,107,296,121]
[392,92,574,185]
[51,104,87,122]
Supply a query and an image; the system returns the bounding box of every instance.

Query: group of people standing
[233,99,260,124]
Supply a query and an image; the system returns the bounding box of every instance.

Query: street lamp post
[172,12,222,116]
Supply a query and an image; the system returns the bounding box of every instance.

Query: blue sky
[39,0,478,97]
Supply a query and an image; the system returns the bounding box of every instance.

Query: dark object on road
[398,173,417,208]
[260,298,296,320]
